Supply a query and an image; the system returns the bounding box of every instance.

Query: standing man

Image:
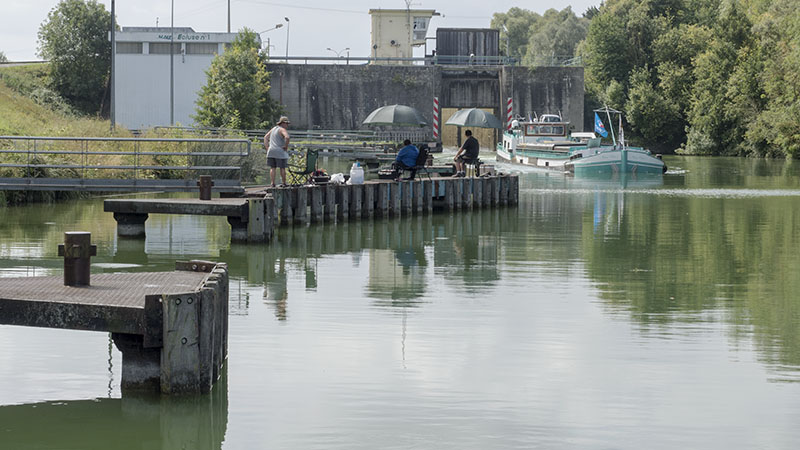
[264,116,291,187]
[453,129,479,177]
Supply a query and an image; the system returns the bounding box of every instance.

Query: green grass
[0,64,118,137]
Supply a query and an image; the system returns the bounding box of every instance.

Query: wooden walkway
[104,174,519,243]
[0,261,229,394]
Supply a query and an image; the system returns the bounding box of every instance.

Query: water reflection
[0,369,228,450]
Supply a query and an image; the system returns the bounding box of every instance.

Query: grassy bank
[0,64,115,137]
[0,64,261,207]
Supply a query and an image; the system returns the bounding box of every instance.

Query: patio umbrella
[444,108,504,129]
[362,104,428,127]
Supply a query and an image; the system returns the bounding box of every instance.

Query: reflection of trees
[0,369,228,449]
[582,190,800,380]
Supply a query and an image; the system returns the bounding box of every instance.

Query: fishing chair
[397,145,432,181]
[287,149,319,185]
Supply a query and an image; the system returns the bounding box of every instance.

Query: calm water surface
[1,155,800,449]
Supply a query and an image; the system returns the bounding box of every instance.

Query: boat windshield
[525,124,566,137]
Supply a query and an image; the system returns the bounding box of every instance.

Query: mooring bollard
[198,175,214,200]
[57,231,97,286]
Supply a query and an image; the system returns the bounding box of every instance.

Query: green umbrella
[362,104,428,127]
[445,108,504,129]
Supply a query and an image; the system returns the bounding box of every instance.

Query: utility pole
[110,0,115,131]
[227,0,230,33]
[170,0,174,125]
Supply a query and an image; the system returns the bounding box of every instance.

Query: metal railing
[151,126,433,145]
[0,135,251,192]
[264,55,582,67]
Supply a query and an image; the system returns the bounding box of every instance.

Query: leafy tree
[524,8,589,65]
[491,8,541,60]
[194,28,282,130]
[0,51,7,63]
[37,0,111,115]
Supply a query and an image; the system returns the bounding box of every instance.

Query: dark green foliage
[492,7,588,63]
[577,0,800,158]
[36,0,112,115]
[193,28,282,130]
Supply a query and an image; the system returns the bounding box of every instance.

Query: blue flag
[594,113,608,138]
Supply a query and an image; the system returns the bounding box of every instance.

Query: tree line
[493,0,799,158]
[22,0,799,158]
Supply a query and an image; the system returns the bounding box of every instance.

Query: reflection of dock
[0,374,228,449]
[104,175,519,242]
[0,261,229,394]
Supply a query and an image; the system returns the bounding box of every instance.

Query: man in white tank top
[264,116,291,186]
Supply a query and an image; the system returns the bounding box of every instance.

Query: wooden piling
[247,198,266,242]
[444,179,454,211]
[463,178,473,209]
[309,186,323,223]
[473,178,485,208]
[337,185,350,221]
[486,177,500,206]
[277,189,291,226]
[499,176,509,206]
[510,175,519,205]
[264,195,276,241]
[422,179,433,214]
[363,183,375,218]
[412,180,423,215]
[401,181,412,215]
[350,184,362,219]
[294,187,308,224]
[389,183,401,217]
[161,292,202,394]
[453,178,463,210]
[377,183,389,218]
[324,185,336,222]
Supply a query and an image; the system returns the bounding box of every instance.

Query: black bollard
[57,232,97,286]
[198,175,214,200]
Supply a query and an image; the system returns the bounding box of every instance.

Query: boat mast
[604,104,617,148]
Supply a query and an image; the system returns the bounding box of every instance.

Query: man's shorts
[267,157,288,168]
[456,154,477,164]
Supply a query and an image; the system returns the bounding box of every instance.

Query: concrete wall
[268,64,439,131]
[266,64,584,135]
[501,66,584,130]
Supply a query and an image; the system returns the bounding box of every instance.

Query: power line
[235,0,367,15]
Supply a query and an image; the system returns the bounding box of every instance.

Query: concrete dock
[0,260,229,395]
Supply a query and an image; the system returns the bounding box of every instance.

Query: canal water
[1,155,800,449]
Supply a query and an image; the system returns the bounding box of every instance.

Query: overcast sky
[1,0,600,61]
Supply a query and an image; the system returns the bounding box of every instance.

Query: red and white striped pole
[432,97,440,140]
[506,97,513,130]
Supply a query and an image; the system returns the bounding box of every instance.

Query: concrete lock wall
[266,64,584,146]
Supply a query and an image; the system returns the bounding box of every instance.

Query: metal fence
[151,127,433,146]
[0,135,251,192]
[264,55,582,67]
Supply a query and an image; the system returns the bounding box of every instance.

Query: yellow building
[369,9,439,64]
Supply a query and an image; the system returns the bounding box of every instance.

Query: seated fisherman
[393,139,419,180]
[453,129,479,177]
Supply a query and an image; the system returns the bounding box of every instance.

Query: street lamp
[259,23,283,34]
[259,24,283,59]
[284,17,290,62]
[326,47,350,64]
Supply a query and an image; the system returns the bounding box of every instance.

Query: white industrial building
[113,27,245,129]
